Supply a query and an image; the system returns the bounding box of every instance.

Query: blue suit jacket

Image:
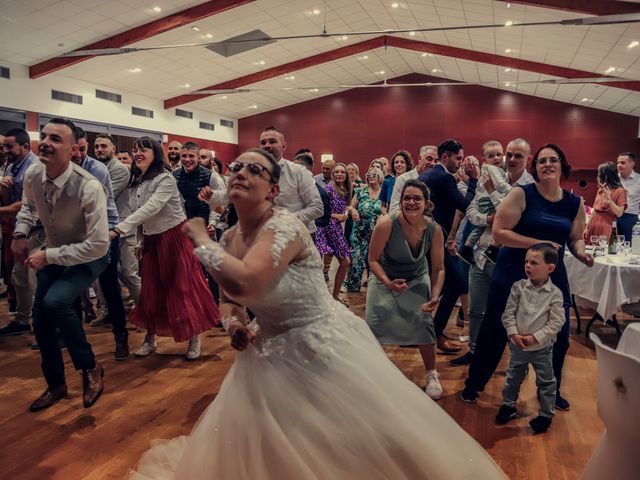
[418,163,477,236]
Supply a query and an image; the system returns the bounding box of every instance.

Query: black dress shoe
[82,363,104,408]
[0,321,31,336]
[30,384,68,412]
[449,351,473,366]
[114,334,129,361]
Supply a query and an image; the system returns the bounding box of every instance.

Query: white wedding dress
[130,209,506,480]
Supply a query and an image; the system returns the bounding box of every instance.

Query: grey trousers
[467,261,494,354]
[503,343,556,418]
[118,234,141,305]
[12,228,46,326]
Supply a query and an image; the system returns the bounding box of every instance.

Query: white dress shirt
[502,278,565,350]
[275,159,323,233]
[15,162,109,266]
[389,169,419,214]
[621,170,640,215]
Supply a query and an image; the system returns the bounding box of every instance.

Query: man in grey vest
[12,117,110,412]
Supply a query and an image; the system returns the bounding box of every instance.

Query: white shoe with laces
[186,335,201,361]
[425,370,443,400]
[135,334,157,357]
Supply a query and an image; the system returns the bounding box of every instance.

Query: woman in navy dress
[461,144,593,411]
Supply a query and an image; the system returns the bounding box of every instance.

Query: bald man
[167,141,182,171]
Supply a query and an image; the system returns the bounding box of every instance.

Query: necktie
[43,180,55,212]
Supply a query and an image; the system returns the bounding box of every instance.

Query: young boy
[496,243,565,433]
[457,140,510,265]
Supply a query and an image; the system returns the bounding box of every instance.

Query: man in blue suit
[418,139,479,353]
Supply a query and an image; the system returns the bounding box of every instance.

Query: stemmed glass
[598,235,609,255]
[616,235,625,254]
[622,241,631,257]
[590,235,599,255]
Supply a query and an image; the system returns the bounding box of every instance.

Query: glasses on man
[537,157,560,165]
[227,161,274,181]
[402,195,425,204]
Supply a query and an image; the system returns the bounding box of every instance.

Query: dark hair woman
[112,136,219,360]
[462,144,593,411]
[585,161,627,241]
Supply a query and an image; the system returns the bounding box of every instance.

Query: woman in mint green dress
[366,179,445,399]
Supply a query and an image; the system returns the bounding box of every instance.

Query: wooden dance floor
[0,294,629,480]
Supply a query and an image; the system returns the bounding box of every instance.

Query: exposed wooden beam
[29,0,254,79]
[386,36,640,92]
[164,36,387,109]
[495,0,640,16]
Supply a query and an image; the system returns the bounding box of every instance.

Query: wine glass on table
[598,235,608,255]
[616,235,625,255]
[589,235,599,255]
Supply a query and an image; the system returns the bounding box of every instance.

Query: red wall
[238,73,640,204]
[166,134,239,171]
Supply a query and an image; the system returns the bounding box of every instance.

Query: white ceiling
[2,0,640,118]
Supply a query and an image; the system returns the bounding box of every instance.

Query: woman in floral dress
[344,166,384,292]
[314,163,352,302]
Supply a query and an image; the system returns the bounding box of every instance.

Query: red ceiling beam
[387,36,640,92]
[164,36,387,109]
[495,1,640,16]
[29,0,254,79]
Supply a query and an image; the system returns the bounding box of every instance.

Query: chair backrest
[589,333,640,441]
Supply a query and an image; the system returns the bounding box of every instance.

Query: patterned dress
[314,183,351,259]
[344,186,383,292]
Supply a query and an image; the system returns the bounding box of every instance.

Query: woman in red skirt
[111,136,219,360]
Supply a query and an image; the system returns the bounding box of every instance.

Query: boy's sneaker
[529,415,552,433]
[459,386,479,403]
[457,245,475,266]
[425,371,443,400]
[495,405,518,424]
[555,394,570,411]
[482,245,500,264]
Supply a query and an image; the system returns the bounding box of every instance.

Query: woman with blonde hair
[314,163,352,303]
[344,166,384,292]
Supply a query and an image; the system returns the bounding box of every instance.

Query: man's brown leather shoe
[437,336,461,354]
[30,384,68,412]
[114,334,129,361]
[82,363,104,408]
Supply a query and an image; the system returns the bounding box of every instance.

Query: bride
[130,148,507,479]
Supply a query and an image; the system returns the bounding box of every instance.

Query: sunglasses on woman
[227,161,275,182]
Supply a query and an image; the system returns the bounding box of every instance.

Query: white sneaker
[134,335,157,357]
[425,370,443,400]
[185,335,201,361]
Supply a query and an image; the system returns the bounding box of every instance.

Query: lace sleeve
[262,209,309,267]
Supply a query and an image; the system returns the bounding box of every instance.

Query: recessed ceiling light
[504,82,512,86]
[220,95,228,99]
[152,6,162,13]
[628,41,639,49]
[312,8,321,15]
[432,68,440,73]
[505,20,513,27]
[129,67,142,73]
[504,48,512,53]
[581,98,590,102]
[358,55,369,60]
[507,2,511,7]
[183,83,191,88]
[504,68,511,72]
[205,33,213,39]
[341,35,348,40]
[249,105,258,109]
[605,66,616,74]
[391,2,399,8]
[192,26,200,32]
[421,52,428,57]
[376,70,386,75]
[309,88,319,93]
[284,75,295,80]
[253,60,266,66]
[409,31,416,36]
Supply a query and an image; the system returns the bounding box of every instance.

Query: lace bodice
[196,209,366,361]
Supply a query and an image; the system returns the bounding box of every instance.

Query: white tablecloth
[564,254,640,320]
[618,323,640,359]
